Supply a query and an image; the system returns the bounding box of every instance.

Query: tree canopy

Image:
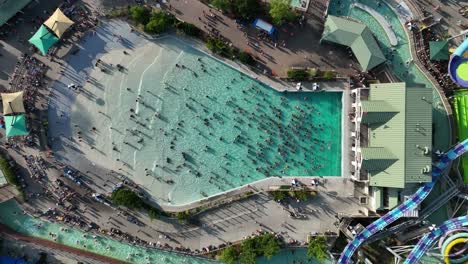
[110,187,145,209]
[233,0,261,20]
[307,236,329,261]
[269,0,297,25]
[128,6,151,25]
[219,246,238,264]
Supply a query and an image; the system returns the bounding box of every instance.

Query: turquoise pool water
[327,0,450,151]
[0,200,329,263]
[74,36,342,205]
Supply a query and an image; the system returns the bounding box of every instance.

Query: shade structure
[4,114,28,137]
[43,8,74,38]
[429,41,449,61]
[28,25,58,55]
[1,91,25,115]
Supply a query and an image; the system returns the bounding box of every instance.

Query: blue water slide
[403,216,468,264]
[338,139,468,263]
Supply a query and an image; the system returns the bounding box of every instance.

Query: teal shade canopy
[4,114,28,137]
[28,25,58,55]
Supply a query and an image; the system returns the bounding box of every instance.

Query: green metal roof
[361,147,398,171]
[404,88,433,183]
[361,100,399,124]
[0,0,32,27]
[321,15,386,71]
[363,83,432,189]
[429,41,449,61]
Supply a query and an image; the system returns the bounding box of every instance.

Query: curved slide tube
[441,232,468,264]
[403,216,468,264]
[448,38,468,88]
[338,139,468,263]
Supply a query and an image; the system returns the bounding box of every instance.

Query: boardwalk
[0,224,129,264]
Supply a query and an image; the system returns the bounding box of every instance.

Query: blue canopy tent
[253,19,275,35]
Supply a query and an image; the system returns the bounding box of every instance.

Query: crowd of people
[413,13,458,96]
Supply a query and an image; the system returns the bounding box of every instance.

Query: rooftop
[360,83,433,189]
[0,0,32,27]
[320,15,386,71]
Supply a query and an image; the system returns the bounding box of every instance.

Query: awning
[429,41,449,61]
[253,19,275,35]
[28,24,58,55]
[43,8,74,38]
[4,114,28,137]
[1,91,25,115]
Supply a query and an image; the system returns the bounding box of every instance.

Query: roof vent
[423,146,430,155]
[421,165,431,174]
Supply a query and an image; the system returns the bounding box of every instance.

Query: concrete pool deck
[48,19,350,208]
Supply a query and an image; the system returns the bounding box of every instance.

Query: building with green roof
[0,0,32,27]
[353,83,432,211]
[321,15,386,71]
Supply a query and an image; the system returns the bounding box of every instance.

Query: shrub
[289,189,310,201]
[175,22,202,37]
[176,211,191,222]
[144,11,174,34]
[307,236,328,261]
[110,187,145,209]
[271,190,287,201]
[129,6,151,25]
[287,69,309,81]
[239,51,255,65]
[206,37,231,55]
[309,68,318,77]
[322,71,336,80]
[0,156,20,188]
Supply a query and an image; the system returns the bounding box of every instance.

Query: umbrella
[4,114,28,137]
[28,25,58,55]
[1,91,25,115]
[43,8,74,38]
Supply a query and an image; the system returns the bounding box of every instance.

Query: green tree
[269,0,297,25]
[239,249,256,264]
[129,6,151,25]
[260,235,281,259]
[144,12,174,34]
[110,188,144,209]
[307,236,328,261]
[239,51,255,65]
[149,208,158,221]
[211,0,232,12]
[233,0,261,20]
[219,246,238,264]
